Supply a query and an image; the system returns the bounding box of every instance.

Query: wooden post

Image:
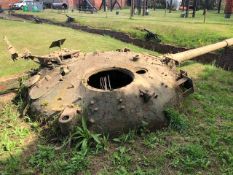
[169,0,173,13]
[130,0,134,18]
[153,0,156,11]
[185,0,190,17]
[203,0,208,23]
[217,0,222,13]
[110,0,113,11]
[182,0,185,11]
[203,9,207,23]
[192,0,197,17]
[103,0,106,12]
[138,0,142,15]
[165,0,167,16]
[143,0,146,15]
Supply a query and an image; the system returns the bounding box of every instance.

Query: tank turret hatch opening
[86,67,134,91]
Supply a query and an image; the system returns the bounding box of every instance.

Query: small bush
[29,145,88,175]
[164,108,188,132]
[178,144,210,171]
[69,117,107,152]
[166,144,210,172]
[29,145,55,169]
[112,146,131,166]
[60,151,88,175]
[113,130,136,143]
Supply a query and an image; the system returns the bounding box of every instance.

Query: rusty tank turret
[5,37,233,136]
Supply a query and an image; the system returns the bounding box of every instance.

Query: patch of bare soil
[0,73,24,92]
[0,92,16,104]
[0,72,24,82]
[0,73,24,104]
[0,12,25,21]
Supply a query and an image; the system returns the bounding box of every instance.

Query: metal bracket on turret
[161,55,180,68]
[176,70,194,97]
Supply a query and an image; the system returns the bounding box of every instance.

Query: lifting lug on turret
[176,70,194,97]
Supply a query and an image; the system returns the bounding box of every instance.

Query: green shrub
[164,108,188,132]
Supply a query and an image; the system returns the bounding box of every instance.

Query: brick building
[75,0,127,10]
[225,0,233,15]
[0,0,127,10]
[0,0,19,9]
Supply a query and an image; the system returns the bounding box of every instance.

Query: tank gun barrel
[165,38,233,63]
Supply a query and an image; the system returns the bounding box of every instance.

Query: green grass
[0,19,154,78]
[19,9,233,48]
[1,63,233,175]
[0,15,233,175]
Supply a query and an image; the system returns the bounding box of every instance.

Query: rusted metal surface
[4,37,233,136]
[4,36,80,67]
[165,38,233,63]
[28,51,179,135]
[59,106,81,134]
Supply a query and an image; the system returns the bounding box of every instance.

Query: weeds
[164,108,188,133]
[28,145,88,175]
[0,35,232,174]
[0,104,30,153]
[1,155,21,175]
[114,166,129,175]
[0,104,34,175]
[179,144,209,169]
[166,144,210,172]
[62,151,88,175]
[143,132,164,149]
[29,145,55,170]
[13,78,29,114]
[113,130,136,144]
[72,117,101,150]
[61,117,107,153]
[112,146,131,166]
[26,117,109,174]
